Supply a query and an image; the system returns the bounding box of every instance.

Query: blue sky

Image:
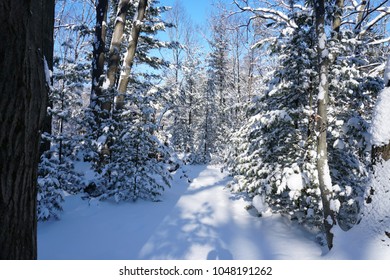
[159,0,211,27]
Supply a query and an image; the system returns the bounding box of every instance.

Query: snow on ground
[371,87,390,146]
[38,165,389,260]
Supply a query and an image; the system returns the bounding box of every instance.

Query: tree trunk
[314,0,336,250]
[106,0,131,90]
[332,0,344,38]
[116,0,148,110]
[0,0,54,259]
[91,0,109,117]
[372,144,390,163]
[39,0,55,158]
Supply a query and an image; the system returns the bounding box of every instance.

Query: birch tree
[115,0,148,110]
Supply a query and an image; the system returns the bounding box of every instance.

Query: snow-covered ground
[38,164,389,260]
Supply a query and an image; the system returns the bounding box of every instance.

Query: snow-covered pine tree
[204,10,235,161]
[326,27,383,230]
[163,1,197,159]
[91,0,175,202]
[229,9,324,229]
[169,39,208,163]
[38,4,94,220]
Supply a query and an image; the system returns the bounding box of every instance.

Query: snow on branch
[359,7,390,36]
[251,36,277,49]
[233,0,297,29]
[281,1,305,11]
[356,0,390,36]
[368,37,390,45]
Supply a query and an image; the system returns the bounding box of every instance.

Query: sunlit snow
[371,87,390,146]
[38,164,390,260]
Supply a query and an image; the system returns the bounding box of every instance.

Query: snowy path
[137,165,321,259]
[38,164,322,260]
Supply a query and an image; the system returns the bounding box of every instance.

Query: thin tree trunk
[332,0,344,38]
[106,0,131,89]
[91,0,109,116]
[0,0,54,259]
[116,0,148,110]
[314,0,336,250]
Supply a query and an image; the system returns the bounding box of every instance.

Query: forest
[1,0,390,260]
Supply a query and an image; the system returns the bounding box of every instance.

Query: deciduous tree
[0,0,54,259]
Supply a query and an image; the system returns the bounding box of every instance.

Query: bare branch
[355,0,390,32]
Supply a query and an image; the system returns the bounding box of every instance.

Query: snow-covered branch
[233,0,297,29]
[368,37,390,45]
[359,6,390,36]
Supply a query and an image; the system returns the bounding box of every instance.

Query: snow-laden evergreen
[228,11,323,230]
[82,0,176,203]
[96,85,174,202]
[326,30,383,229]
[37,17,92,220]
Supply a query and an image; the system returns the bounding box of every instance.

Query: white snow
[115,16,124,23]
[330,199,341,212]
[102,78,110,90]
[361,160,390,244]
[370,87,390,146]
[286,173,304,200]
[43,56,52,86]
[37,164,390,260]
[318,33,326,49]
[318,73,327,100]
[252,194,271,216]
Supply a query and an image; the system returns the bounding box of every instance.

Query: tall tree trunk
[0,0,54,259]
[39,0,55,157]
[91,0,109,117]
[116,0,148,110]
[106,0,131,90]
[314,0,336,250]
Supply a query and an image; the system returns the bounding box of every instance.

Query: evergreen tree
[326,28,383,230]
[87,0,175,202]
[229,10,323,230]
[37,7,94,220]
[204,11,235,161]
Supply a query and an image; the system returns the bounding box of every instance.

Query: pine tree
[229,10,323,230]
[205,11,235,161]
[38,4,94,220]
[88,0,175,202]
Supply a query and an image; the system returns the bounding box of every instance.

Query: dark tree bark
[91,0,109,118]
[372,144,390,163]
[0,0,54,259]
[39,0,55,157]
